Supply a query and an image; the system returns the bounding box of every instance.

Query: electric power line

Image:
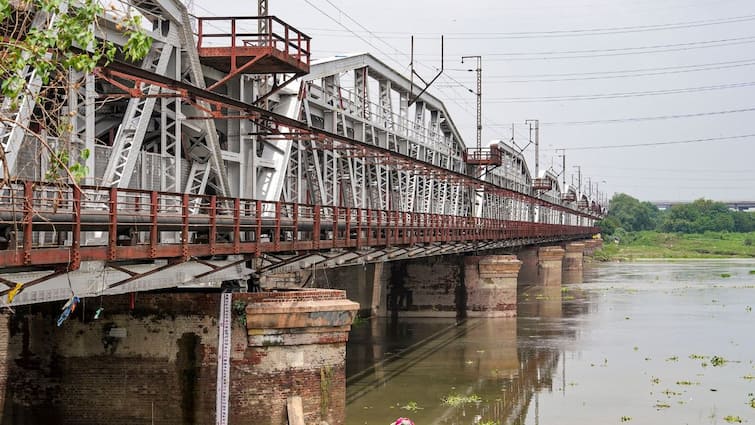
[439,59,755,84]
[547,133,755,151]
[299,12,755,39]
[480,107,755,127]
[475,80,755,103]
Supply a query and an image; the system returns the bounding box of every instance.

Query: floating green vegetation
[666,356,679,362]
[676,380,698,386]
[620,416,632,422]
[746,306,752,312]
[478,421,499,425]
[651,377,661,385]
[655,403,671,409]
[711,356,728,367]
[561,287,570,293]
[352,314,368,327]
[749,270,755,275]
[750,395,755,409]
[662,389,682,397]
[723,415,743,423]
[743,375,755,380]
[625,316,631,320]
[633,346,639,351]
[690,354,709,360]
[721,273,732,278]
[441,394,482,407]
[400,401,423,412]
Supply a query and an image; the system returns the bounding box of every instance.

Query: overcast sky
[196,0,755,202]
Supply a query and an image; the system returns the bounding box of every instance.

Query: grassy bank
[594,231,755,261]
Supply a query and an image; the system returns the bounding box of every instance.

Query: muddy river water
[345,260,755,425]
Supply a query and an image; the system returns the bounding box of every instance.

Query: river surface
[344,259,755,425]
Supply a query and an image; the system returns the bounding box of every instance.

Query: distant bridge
[651,201,755,211]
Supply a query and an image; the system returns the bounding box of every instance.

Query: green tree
[1,0,151,182]
[660,199,737,233]
[600,193,659,233]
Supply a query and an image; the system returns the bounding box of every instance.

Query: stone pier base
[582,239,603,256]
[0,290,358,425]
[241,290,359,425]
[562,242,585,272]
[538,246,566,286]
[464,255,522,317]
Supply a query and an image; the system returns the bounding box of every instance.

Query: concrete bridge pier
[562,242,585,283]
[538,246,566,286]
[242,290,359,425]
[517,246,566,286]
[582,239,603,256]
[0,290,358,425]
[464,255,523,318]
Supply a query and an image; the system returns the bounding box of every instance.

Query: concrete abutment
[0,290,358,425]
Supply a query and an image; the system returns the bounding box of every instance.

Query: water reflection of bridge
[344,285,592,424]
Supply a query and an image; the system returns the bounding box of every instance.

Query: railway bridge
[0,1,603,424]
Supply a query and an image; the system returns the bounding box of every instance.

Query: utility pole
[258,0,269,29]
[462,55,482,152]
[525,119,539,177]
[556,149,566,189]
[573,165,582,194]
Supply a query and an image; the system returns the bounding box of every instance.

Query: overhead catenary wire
[546,133,755,151]
[439,58,755,84]
[474,80,755,103]
[480,106,755,127]
[299,12,755,39]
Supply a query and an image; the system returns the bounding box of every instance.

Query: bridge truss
[0,0,601,306]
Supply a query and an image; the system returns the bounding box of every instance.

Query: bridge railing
[0,181,598,271]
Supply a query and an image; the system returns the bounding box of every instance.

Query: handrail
[196,15,311,66]
[0,180,599,271]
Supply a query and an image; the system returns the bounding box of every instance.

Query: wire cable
[478,81,755,103]
[300,12,755,39]
[548,133,755,151]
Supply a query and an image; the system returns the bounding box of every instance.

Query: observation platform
[196,16,310,76]
[464,146,502,166]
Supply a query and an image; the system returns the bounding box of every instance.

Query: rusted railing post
[70,185,81,270]
[181,193,190,261]
[149,191,158,258]
[313,205,321,249]
[108,187,118,261]
[233,198,240,254]
[209,195,217,255]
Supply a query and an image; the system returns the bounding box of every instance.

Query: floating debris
[441,394,482,407]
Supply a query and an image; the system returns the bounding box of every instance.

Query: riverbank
[594,231,755,261]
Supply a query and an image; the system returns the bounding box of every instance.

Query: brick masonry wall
[230,345,346,425]
[1,293,220,425]
[397,256,463,316]
[1,291,352,425]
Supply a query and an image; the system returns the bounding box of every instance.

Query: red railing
[0,181,598,271]
[196,16,311,67]
[463,146,502,166]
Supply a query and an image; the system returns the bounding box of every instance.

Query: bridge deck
[0,180,596,274]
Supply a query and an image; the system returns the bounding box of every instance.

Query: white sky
[195,0,755,202]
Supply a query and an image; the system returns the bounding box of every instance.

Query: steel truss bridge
[0,0,601,306]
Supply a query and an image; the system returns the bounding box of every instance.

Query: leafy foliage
[598,193,659,234]
[1,0,151,182]
[599,194,755,236]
